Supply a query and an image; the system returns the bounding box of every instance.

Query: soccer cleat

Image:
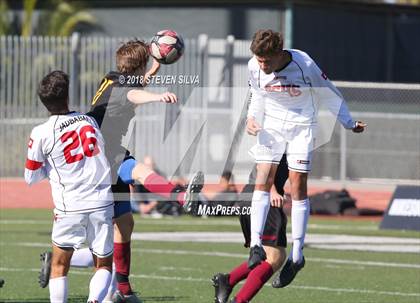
[0,278,4,288]
[247,245,267,269]
[112,290,143,303]
[38,251,52,288]
[182,171,204,213]
[272,256,305,288]
[212,273,233,303]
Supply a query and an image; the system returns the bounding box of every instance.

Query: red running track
[0,178,392,211]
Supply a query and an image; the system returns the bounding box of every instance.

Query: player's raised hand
[270,186,284,208]
[160,92,177,103]
[246,117,262,136]
[352,121,367,133]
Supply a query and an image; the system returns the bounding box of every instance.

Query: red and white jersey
[247,49,355,129]
[24,112,113,214]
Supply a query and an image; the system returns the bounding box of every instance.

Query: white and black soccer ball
[150,30,185,64]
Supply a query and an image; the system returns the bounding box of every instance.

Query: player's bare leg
[88,254,113,303]
[49,244,73,303]
[248,163,278,269]
[131,162,154,184]
[272,170,309,288]
[289,170,308,200]
[119,159,204,212]
[114,212,134,243]
[265,245,286,272]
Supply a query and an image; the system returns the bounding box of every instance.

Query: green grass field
[1,209,419,303]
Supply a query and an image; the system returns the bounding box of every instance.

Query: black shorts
[239,204,287,248]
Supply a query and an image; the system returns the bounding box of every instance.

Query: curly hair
[250,29,283,57]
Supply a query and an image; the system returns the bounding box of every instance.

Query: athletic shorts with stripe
[249,116,315,173]
[240,201,287,248]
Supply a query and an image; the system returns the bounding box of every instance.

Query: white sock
[290,198,310,263]
[49,276,68,303]
[88,268,112,302]
[103,263,117,301]
[250,190,270,247]
[70,247,94,268]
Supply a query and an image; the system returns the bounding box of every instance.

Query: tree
[0,0,97,36]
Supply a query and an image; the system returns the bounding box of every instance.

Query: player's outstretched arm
[127,89,177,105]
[143,58,161,87]
[307,55,364,131]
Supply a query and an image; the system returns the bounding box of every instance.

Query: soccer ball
[150,30,185,64]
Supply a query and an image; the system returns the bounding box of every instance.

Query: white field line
[130,232,420,253]
[133,248,420,269]
[2,229,420,253]
[309,244,420,253]
[0,219,378,231]
[2,241,420,269]
[159,266,201,272]
[0,266,419,298]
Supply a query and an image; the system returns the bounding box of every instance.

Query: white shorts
[249,119,315,172]
[52,206,114,258]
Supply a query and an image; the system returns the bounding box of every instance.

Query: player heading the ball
[245,29,366,288]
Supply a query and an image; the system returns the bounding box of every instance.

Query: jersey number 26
[61,125,100,164]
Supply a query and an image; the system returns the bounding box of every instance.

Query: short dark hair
[116,39,149,74]
[250,29,283,57]
[37,71,69,112]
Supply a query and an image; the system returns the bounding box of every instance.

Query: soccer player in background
[38,40,203,303]
[212,156,289,303]
[25,71,114,303]
[246,29,366,286]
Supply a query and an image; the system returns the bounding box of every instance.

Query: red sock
[114,241,132,295]
[144,173,185,205]
[235,261,273,303]
[143,173,175,198]
[229,261,251,287]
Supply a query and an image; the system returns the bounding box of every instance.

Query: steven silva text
[122,74,200,86]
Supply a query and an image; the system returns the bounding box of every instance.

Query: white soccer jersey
[247,49,355,129]
[24,112,113,213]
